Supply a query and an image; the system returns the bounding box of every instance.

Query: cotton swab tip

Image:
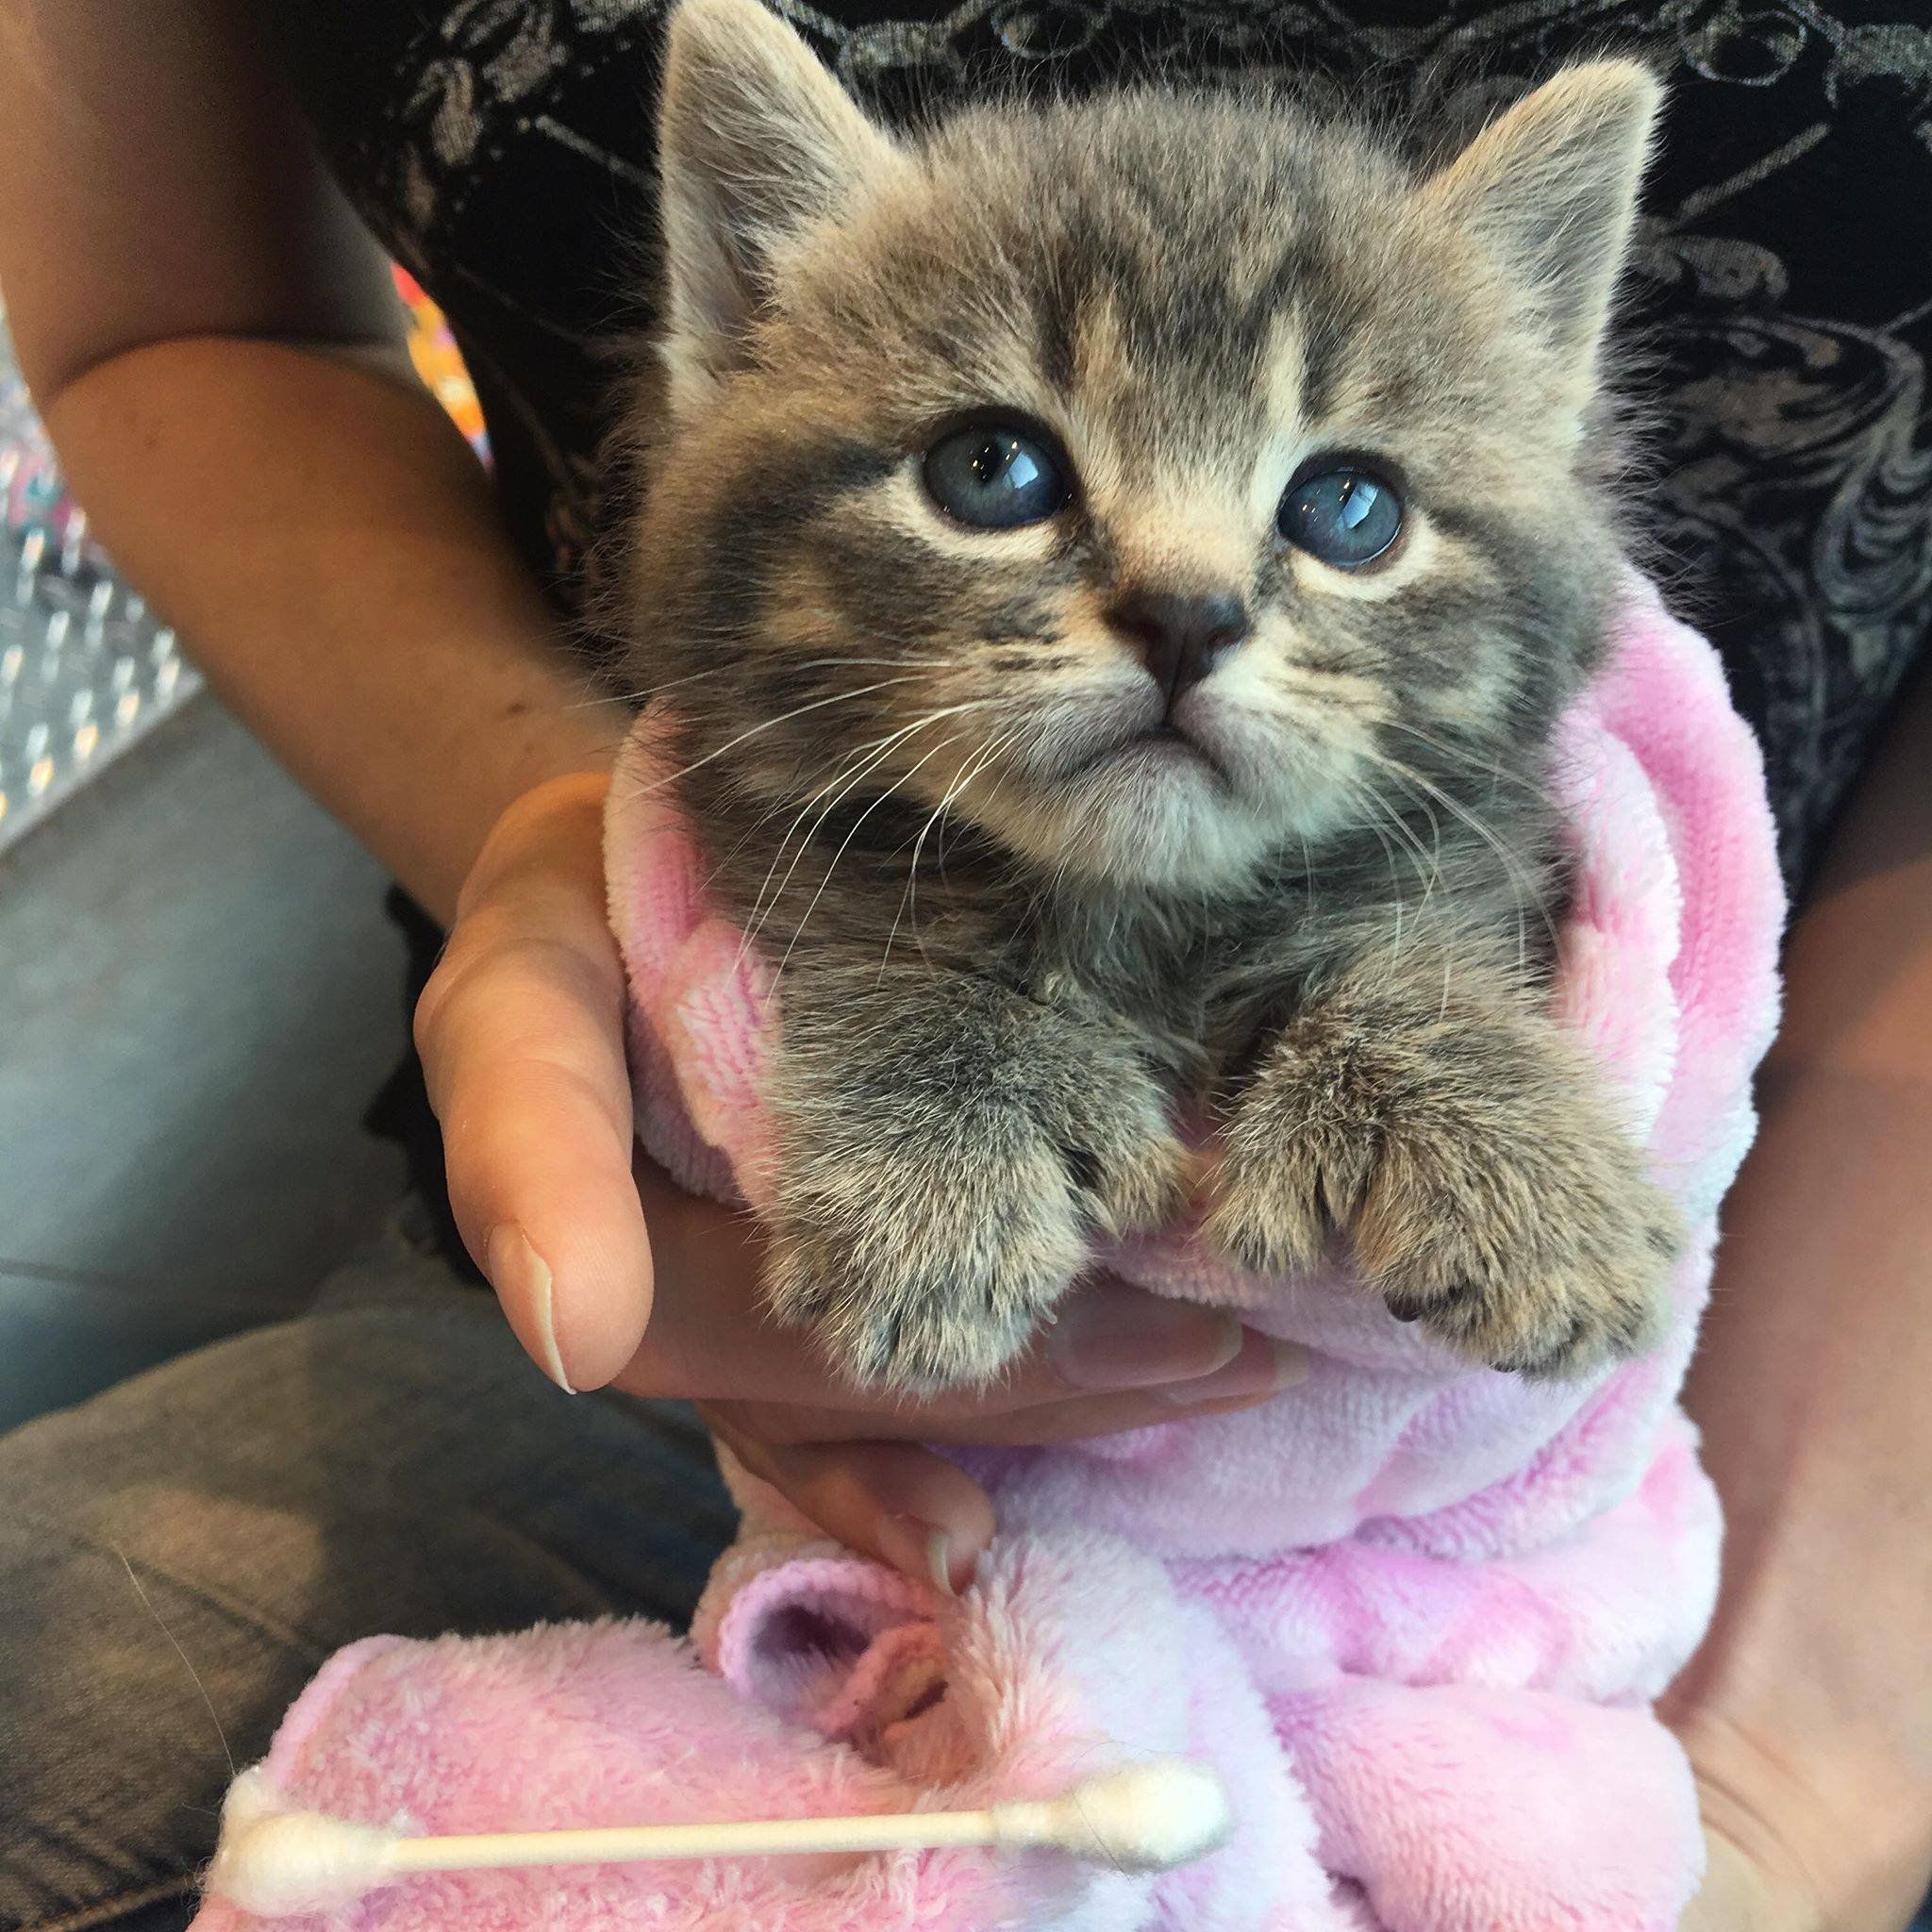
[992,1758,1233,1872]
[208,1801,400,1917]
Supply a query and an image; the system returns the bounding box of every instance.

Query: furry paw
[764,1152,1067,1395]
[761,984,1191,1394]
[1205,1003,1681,1378]
[1352,1128,1680,1376]
[764,1122,1189,1394]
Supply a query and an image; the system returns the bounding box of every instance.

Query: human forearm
[3,0,622,918]
[1666,665,1932,1924]
[39,335,625,920]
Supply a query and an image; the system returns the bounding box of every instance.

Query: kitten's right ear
[1422,61,1660,395]
[658,0,898,417]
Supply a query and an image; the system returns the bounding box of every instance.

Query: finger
[628,1252,1252,1410]
[623,1188,1299,1416]
[926,1328,1300,1441]
[702,1410,993,1594]
[421,934,650,1391]
[417,805,654,1391]
[705,1350,1290,1592]
[715,1325,1298,1448]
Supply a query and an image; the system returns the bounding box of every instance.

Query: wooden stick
[384,1803,1037,1874]
[208,1758,1233,1916]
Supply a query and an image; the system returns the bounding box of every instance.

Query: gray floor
[0,692,408,1430]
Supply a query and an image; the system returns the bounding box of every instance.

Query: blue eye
[1277,464,1403,567]
[923,420,1070,528]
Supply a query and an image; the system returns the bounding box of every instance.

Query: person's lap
[17,1224,1926,1932]
[0,1221,734,1932]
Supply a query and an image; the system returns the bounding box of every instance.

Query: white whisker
[774,733,968,977]
[639,677,929,795]
[742,701,1000,964]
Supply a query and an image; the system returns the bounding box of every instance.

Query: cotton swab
[207,1758,1233,1917]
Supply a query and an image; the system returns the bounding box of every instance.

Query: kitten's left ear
[1423,61,1660,381]
[658,0,900,417]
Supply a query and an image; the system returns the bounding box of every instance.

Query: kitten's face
[631,1,1657,892]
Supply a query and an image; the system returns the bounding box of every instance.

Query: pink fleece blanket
[194,583,1783,1932]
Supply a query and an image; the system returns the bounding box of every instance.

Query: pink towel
[193,580,1784,1932]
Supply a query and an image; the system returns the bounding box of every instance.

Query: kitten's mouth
[1058,719,1232,792]
[1129,724,1224,771]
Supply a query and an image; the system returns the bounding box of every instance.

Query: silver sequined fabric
[0,312,201,853]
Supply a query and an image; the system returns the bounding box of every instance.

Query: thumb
[417,774,655,1391]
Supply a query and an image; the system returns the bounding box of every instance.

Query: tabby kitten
[612,0,1680,1394]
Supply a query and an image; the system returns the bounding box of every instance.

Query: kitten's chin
[977,752,1280,892]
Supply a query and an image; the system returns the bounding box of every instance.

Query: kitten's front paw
[1352,1132,1681,1377]
[1202,1115,1368,1285]
[764,1117,1190,1396]
[1205,1033,1681,1378]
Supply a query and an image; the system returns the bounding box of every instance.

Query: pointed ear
[1422,61,1660,380]
[657,0,898,416]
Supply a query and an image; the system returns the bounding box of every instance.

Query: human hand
[1670,1705,1932,1932]
[416,771,1304,1588]
[624,1152,1299,1590]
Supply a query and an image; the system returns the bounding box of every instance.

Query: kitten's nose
[1108,590,1250,709]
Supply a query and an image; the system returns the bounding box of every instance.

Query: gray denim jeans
[0,1226,734,1932]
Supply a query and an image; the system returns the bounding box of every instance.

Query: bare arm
[1667,665,1932,1929]
[0,0,625,919]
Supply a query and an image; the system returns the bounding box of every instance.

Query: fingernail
[486,1224,575,1394]
[877,1514,959,1597]
[1157,1333,1309,1406]
[1048,1289,1243,1391]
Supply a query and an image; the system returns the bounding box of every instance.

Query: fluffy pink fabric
[194,583,1783,1932]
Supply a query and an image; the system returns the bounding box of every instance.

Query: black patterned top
[268,0,1932,894]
